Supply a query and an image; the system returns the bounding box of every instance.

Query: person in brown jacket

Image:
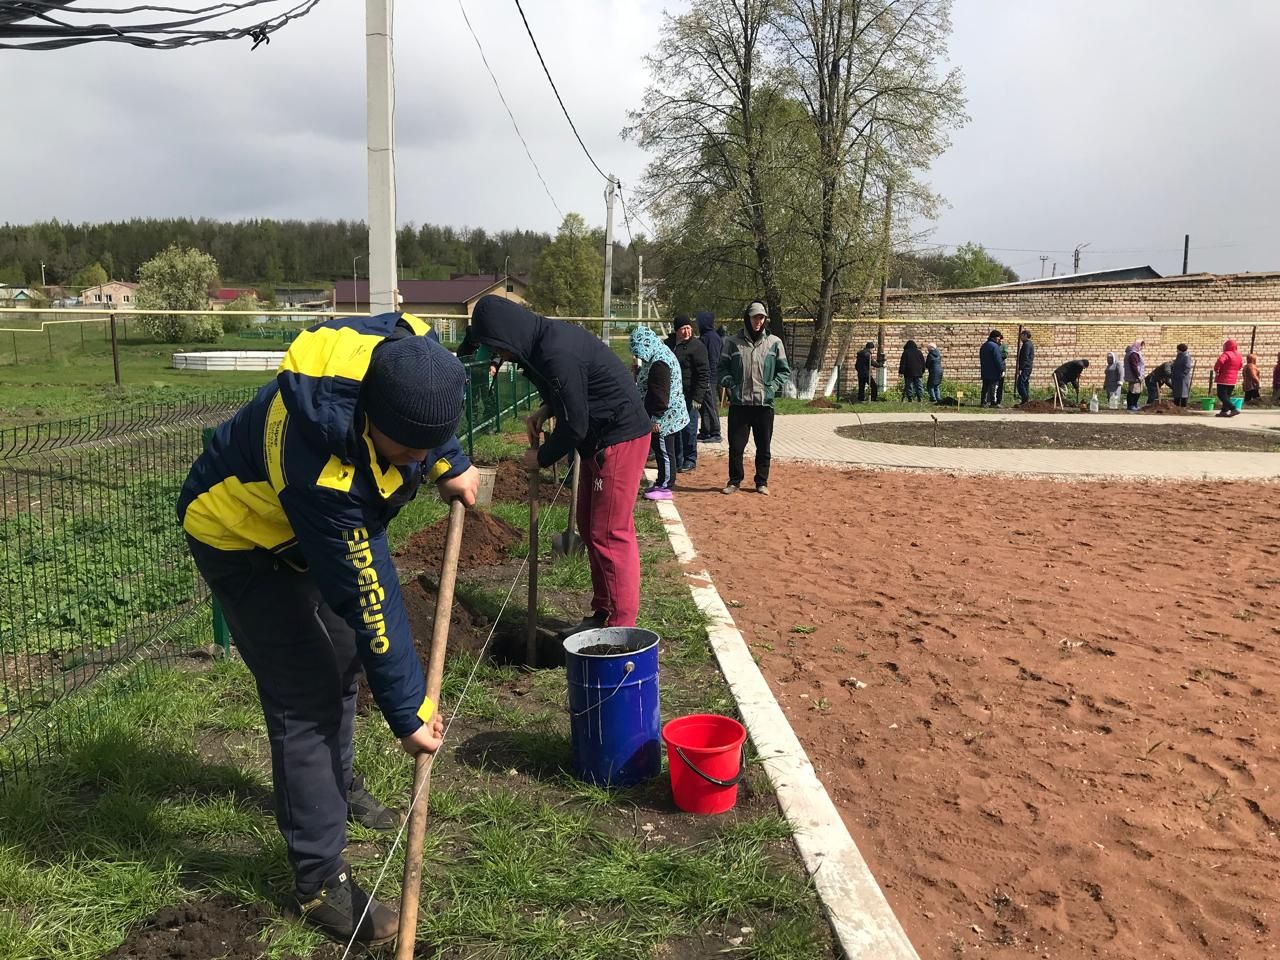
[1242,352,1262,403]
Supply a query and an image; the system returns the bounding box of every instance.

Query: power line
[0,0,320,50]
[453,0,563,219]
[510,0,608,182]
[616,183,654,245]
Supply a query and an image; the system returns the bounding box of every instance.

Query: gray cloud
[3,0,1276,278]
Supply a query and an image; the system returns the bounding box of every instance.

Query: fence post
[494,366,502,435]
[47,326,53,360]
[10,331,16,365]
[109,313,121,387]
[201,426,232,657]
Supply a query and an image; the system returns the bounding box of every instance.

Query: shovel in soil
[396,497,466,958]
[551,451,584,558]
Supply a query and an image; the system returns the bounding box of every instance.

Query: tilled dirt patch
[836,419,1280,451]
[394,508,522,571]
[103,897,297,960]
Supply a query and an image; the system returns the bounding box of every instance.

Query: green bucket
[1200,397,1215,411]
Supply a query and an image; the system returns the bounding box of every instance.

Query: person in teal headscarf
[629,325,689,501]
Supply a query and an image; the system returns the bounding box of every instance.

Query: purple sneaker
[644,487,673,501]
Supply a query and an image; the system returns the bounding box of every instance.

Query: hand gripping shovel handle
[396,497,466,958]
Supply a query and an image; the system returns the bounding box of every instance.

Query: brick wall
[781,272,1280,394]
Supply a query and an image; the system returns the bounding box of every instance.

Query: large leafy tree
[134,244,221,343]
[72,262,109,288]
[528,214,604,317]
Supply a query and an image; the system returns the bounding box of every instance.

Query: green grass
[0,444,831,959]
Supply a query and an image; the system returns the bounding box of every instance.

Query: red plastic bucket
[662,714,747,814]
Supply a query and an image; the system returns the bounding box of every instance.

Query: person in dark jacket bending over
[898,339,926,401]
[179,312,480,945]
[671,314,710,470]
[1053,358,1090,405]
[1016,330,1034,404]
[855,341,877,402]
[1145,360,1174,405]
[460,295,652,631]
[719,301,790,495]
[979,330,1005,407]
[696,311,723,442]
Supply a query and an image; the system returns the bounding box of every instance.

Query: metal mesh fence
[0,361,537,786]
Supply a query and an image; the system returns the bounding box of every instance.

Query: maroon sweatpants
[576,433,649,626]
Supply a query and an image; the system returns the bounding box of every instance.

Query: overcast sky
[3,0,1278,278]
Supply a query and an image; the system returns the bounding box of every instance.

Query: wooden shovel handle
[396,497,466,958]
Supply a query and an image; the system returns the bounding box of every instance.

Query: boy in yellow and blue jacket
[178,311,478,945]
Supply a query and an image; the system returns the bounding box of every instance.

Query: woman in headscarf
[1103,351,1123,408]
[460,296,652,631]
[629,325,688,500]
[1242,352,1262,403]
[1123,340,1145,412]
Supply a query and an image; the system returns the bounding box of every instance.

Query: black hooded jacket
[898,340,926,379]
[464,296,650,467]
[855,343,874,377]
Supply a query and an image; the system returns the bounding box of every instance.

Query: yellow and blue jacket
[178,312,469,736]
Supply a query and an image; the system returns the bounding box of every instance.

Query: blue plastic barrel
[564,627,661,787]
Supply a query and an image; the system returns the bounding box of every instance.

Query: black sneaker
[295,867,398,946]
[348,775,404,832]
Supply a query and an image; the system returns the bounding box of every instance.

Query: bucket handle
[568,661,635,718]
[673,743,746,789]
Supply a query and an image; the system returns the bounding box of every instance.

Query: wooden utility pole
[600,175,617,341]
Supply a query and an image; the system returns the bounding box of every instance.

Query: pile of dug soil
[104,899,277,960]
[395,509,521,572]
[807,395,840,409]
[357,574,497,713]
[492,459,533,503]
[1141,398,1192,415]
[1012,399,1065,413]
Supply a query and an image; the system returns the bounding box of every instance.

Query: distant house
[210,287,259,309]
[0,284,41,307]
[333,273,529,316]
[79,280,138,309]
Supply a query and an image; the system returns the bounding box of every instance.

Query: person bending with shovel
[460,295,651,633]
[178,312,480,945]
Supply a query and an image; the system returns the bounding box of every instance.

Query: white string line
[339,467,571,958]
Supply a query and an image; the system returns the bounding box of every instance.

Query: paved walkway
[701,410,1280,480]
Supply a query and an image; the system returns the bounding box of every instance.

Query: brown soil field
[835,420,1280,452]
[675,458,1280,959]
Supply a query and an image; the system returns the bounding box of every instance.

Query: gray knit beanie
[363,336,465,450]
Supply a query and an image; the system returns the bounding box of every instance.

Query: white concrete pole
[366,0,398,315]
[600,175,616,340]
[636,254,643,320]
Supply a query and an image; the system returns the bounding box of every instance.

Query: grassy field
[0,443,832,959]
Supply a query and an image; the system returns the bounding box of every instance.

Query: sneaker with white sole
[644,487,673,501]
[722,484,739,495]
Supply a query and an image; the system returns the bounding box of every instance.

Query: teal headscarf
[629,326,689,436]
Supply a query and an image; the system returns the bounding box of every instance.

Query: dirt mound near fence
[492,459,534,503]
[807,395,840,409]
[1012,399,1065,413]
[1141,398,1193,415]
[395,509,521,572]
[104,898,280,960]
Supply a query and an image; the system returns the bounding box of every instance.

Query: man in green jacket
[718,301,791,496]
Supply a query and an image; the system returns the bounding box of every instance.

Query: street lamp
[353,255,363,312]
[40,261,46,288]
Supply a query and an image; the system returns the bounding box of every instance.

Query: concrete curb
[652,494,920,960]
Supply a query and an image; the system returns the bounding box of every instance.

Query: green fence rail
[0,357,537,787]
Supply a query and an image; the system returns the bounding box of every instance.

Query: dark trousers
[981,379,999,406]
[1146,379,1160,404]
[698,392,721,439]
[1245,388,1260,402]
[186,537,360,895]
[727,404,775,487]
[856,373,877,402]
[1217,383,1236,413]
[1173,395,1188,407]
[995,376,1006,405]
[927,376,942,403]
[902,377,924,401]
[651,430,678,487]
[678,397,700,467]
[1015,370,1031,404]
